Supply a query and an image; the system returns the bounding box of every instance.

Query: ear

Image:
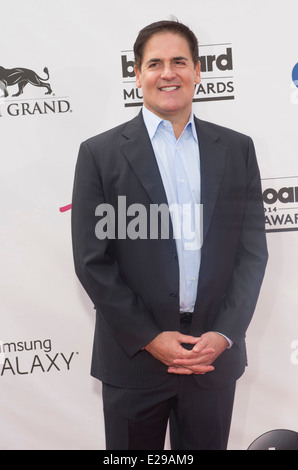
[194,60,201,84]
[134,65,142,88]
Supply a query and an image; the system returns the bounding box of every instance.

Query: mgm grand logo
[0,65,71,117]
[262,176,298,232]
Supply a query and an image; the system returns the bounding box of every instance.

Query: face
[134,32,201,124]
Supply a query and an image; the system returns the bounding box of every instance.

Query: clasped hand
[144,331,228,375]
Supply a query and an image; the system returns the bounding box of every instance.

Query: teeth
[160,86,179,91]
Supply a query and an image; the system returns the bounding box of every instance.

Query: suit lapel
[194,117,227,242]
[120,112,169,208]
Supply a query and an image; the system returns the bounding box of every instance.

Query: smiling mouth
[159,86,180,92]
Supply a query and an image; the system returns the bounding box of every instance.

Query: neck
[171,119,189,139]
[145,106,192,139]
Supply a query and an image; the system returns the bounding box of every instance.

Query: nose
[160,63,176,80]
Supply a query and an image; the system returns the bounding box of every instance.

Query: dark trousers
[102,322,236,450]
[102,376,235,450]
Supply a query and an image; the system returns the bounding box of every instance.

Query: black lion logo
[0,66,52,97]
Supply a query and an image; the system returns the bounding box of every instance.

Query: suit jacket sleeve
[211,137,268,344]
[71,141,161,358]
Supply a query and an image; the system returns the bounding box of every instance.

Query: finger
[177,334,201,345]
[174,347,215,363]
[168,364,214,375]
[167,366,193,375]
[192,337,210,353]
[192,364,214,374]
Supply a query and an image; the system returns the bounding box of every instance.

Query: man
[71,20,268,450]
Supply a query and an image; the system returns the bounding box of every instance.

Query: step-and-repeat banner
[1,0,298,450]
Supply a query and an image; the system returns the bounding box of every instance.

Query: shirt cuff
[214,332,233,349]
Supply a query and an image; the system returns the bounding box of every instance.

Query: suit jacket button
[169,292,177,299]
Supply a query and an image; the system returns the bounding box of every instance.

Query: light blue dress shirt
[142,106,201,313]
[142,106,232,348]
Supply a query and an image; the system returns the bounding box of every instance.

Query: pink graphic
[59,204,72,212]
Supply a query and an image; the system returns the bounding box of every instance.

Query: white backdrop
[1,0,298,450]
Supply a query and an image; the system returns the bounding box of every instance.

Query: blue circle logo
[292,63,298,88]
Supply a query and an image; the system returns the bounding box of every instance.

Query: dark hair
[133,19,199,70]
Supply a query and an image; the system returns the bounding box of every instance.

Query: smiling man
[134,31,201,137]
[71,20,268,450]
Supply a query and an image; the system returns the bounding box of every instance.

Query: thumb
[192,336,212,353]
[177,333,201,345]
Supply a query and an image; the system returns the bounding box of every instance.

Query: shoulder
[81,123,125,153]
[81,113,143,152]
[195,117,252,146]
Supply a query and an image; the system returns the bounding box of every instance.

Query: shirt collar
[142,106,198,142]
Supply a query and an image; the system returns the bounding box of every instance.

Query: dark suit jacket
[71,111,268,389]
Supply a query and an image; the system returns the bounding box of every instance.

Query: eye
[148,62,160,69]
[174,60,186,67]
